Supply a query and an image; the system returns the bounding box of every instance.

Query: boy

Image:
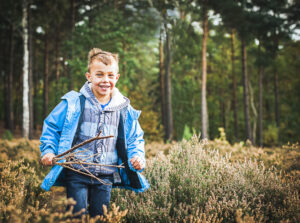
[40,48,149,217]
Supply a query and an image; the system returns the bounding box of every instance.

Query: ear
[116,73,120,80]
[85,72,91,82]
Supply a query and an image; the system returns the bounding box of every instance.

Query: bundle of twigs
[51,131,124,185]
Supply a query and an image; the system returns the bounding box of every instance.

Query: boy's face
[85,59,120,100]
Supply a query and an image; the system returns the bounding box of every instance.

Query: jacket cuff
[127,157,145,173]
[41,147,56,158]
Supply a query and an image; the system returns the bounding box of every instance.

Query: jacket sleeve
[40,100,68,157]
[126,108,145,173]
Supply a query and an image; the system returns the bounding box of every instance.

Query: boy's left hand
[130,156,145,170]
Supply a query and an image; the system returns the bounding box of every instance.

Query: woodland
[0,0,300,145]
[0,1,300,222]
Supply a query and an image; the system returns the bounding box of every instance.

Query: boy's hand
[41,153,55,166]
[130,156,145,171]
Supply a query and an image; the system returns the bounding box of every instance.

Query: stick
[54,132,113,160]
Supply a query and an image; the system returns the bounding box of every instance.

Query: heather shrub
[0,159,51,222]
[112,136,300,222]
[0,141,127,223]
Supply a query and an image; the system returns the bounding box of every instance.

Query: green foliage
[264,125,279,146]
[2,130,13,141]
[182,125,194,141]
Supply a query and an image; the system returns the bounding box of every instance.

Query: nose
[102,74,109,82]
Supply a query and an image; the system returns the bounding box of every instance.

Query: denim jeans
[65,169,114,217]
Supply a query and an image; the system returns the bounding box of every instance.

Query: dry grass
[0,136,299,222]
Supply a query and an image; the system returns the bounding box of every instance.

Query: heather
[0,137,299,222]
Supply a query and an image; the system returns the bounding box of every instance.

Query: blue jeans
[65,169,113,217]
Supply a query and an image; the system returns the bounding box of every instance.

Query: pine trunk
[201,6,209,139]
[43,34,49,118]
[68,0,75,91]
[28,5,34,139]
[8,24,15,132]
[164,22,173,141]
[241,38,252,142]
[274,71,279,128]
[33,42,38,129]
[231,30,238,140]
[259,66,263,147]
[22,0,30,139]
[159,27,166,135]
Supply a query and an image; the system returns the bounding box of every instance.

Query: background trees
[0,0,299,145]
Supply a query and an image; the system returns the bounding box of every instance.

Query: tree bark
[164,21,173,141]
[249,80,257,145]
[258,67,263,147]
[22,0,30,139]
[159,27,166,135]
[201,5,209,139]
[274,71,279,128]
[241,38,252,142]
[258,45,263,147]
[68,0,75,91]
[28,4,34,139]
[43,34,49,118]
[33,40,38,129]
[8,24,15,132]
[55,37,61,103]
[231,30,238,140]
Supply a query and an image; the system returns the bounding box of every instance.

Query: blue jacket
[40,90,149,193]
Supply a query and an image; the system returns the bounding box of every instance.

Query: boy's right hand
[41,153,55,166]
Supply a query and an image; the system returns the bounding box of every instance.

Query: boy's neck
[92,90,111,105]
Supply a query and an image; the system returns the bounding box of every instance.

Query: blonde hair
[87,48,119,72]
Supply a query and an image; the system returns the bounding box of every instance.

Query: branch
[54,131,113,160]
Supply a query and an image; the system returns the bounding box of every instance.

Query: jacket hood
[80,81,129,111]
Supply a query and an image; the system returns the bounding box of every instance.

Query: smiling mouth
[99,85,110,89]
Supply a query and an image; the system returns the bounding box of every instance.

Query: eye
[96,73,103,77]
[108,74,114,78]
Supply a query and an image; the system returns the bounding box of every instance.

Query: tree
[200,1,209,139]
[230,30,238,140]
[163,14,174,141]
[22,0,30,138]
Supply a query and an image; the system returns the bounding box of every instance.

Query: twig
[54,131,113,160]
[60,164,111,185]
[61,161,124,168]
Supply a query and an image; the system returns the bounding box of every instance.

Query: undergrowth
[0,136,299,222]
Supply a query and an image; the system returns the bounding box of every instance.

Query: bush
[2,130,13,141]
[0,159,51,222]
[264,125,279,146]
[112,136,300,222]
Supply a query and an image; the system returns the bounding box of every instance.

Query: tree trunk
[201,5,209,139]
[55,37,61,103]
[68,0,75,91]
[164,21,173,141]
[274,71,279,128]
[159,27,166,135]
[8,24,15,132]
[241,38,252,142]
[3,27,10,129]
[258,45,263,147]
[249,80,257,145]
[22,0,30,139]
[28,5,34,139]
[33,41,38,129]
[43,34,49,118]
[231,30,238,140]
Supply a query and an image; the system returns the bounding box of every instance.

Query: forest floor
[0,125,299,222]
